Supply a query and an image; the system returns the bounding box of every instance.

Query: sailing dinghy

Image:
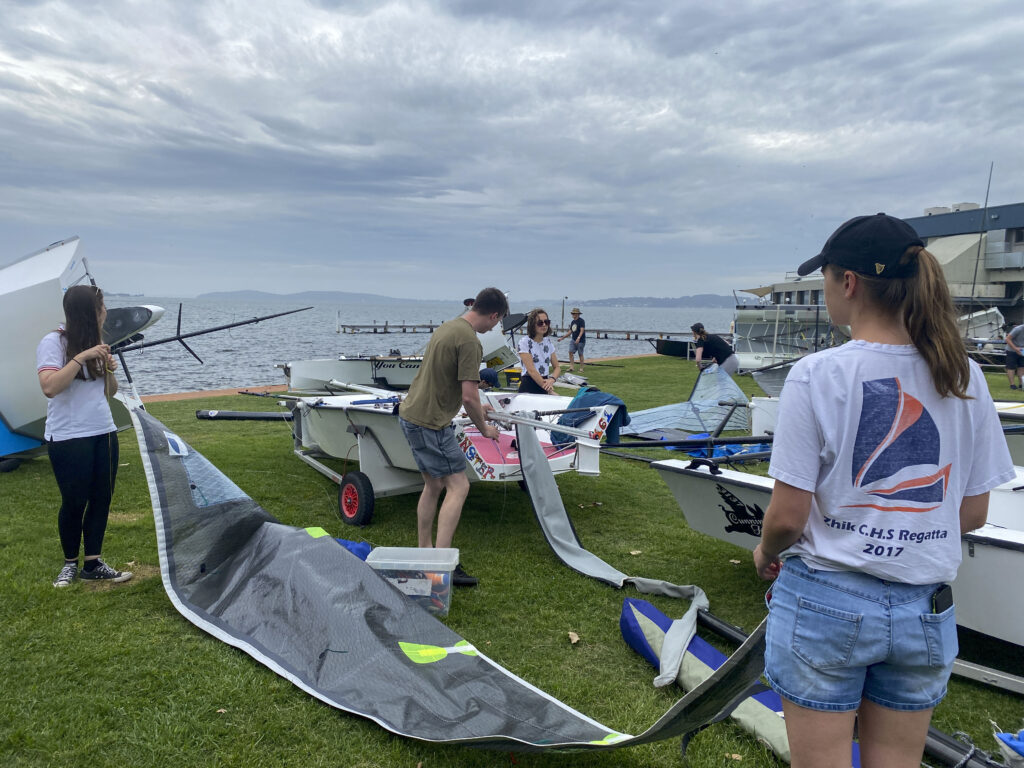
[651,457,1024,693]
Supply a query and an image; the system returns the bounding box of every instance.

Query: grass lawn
[2,355,1021,767]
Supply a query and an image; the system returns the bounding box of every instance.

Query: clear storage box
[366,547,459,616]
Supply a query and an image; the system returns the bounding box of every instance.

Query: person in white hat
[558,307,586,372]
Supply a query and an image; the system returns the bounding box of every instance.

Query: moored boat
[651,458,1024,691]
[280,318,522,392]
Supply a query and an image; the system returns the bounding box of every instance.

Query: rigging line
[966,162,994,338]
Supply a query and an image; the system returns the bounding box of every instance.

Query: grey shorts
[569,340,585,355]
[399,417,466,478]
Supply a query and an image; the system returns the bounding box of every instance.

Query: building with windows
[754,202,1024,326]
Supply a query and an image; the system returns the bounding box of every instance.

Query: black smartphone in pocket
[931,584,953,613]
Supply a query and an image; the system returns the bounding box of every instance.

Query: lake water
[106,297,736,395]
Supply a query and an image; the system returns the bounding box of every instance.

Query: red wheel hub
[341,485,359,517]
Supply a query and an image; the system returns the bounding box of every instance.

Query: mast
[966,162,994,337]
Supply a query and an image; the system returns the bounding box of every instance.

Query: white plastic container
[366,547,459,616]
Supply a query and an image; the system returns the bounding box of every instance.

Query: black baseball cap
[798,213,924,278]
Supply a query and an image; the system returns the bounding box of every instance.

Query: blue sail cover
[131,406,767,752]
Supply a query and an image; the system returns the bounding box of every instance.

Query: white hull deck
[281,325,521,392]
[287,387,620,523]
[285,356,422,392]
[651,459,1024,655]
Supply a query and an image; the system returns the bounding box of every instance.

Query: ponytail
[853,247,970,399]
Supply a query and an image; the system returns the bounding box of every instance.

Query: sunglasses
[536,318,550,326]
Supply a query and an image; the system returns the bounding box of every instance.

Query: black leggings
[518,376,550,395]
[48,432,119,560]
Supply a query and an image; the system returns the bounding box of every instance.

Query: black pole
[116,306,313,353]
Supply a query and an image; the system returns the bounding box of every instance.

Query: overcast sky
[2,0,1022,300]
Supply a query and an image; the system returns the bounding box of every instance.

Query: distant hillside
[583,294,734,308]
[197,290,735,308]
[196,290,447,305]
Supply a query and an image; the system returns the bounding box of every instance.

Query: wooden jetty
[339,322,694,341]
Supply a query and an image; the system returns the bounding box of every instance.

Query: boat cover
[132,405,767,752]
[621,365,750,436]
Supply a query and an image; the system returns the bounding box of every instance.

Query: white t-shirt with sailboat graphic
[769,340,1014,584]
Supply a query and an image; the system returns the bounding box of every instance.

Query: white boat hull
[283,325,521,393]
[290,390,619,496]
[651,459,1024,647]
[1,239,88,450]
[287,357,421,391]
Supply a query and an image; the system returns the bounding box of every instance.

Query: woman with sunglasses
[517,308,561,394]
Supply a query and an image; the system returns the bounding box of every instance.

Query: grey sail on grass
[131,404,768,751]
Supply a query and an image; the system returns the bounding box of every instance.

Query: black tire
[0,457,23,473]
[338,471,374,526]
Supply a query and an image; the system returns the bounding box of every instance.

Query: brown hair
[471,287,508,318]
[828,246,970,398]
[62,285,105,380]
[526,308,553,339]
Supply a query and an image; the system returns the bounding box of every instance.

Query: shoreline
[139,354,658,402]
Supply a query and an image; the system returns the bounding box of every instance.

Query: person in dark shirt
[559,307,586,372]
[691,322,739,374]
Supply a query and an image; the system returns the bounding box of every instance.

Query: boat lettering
[398,361,419,369]
[456,430,496,480]
[587,409,615,440]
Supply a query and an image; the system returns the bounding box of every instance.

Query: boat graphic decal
[587,407,617,441]
[456,428,497,480]
[849,378,950,511]
[715,484,765,537]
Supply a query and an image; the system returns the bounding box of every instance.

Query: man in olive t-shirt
[399,287,508,586]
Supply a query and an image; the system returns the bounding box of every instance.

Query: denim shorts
[570,340,585,354]
[399,418,466,479]
[764,557,957,712]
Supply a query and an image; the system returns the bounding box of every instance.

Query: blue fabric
[995,730,1024,758]
[620,597,673,669]
[336,539,372,560]
[682,436,772,458]
[551,388,630,446]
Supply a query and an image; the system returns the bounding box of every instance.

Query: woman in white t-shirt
[517,308,560,394]
[36,285,132,588]
[753,213,1014,768]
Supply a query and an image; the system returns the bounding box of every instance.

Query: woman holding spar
[753,213,1013,767]
[38,285,133,587]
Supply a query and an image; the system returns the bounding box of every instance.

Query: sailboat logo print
[847,378,950,512]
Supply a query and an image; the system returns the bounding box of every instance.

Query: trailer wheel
[338,471,374,526]
[0,457,23,473]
